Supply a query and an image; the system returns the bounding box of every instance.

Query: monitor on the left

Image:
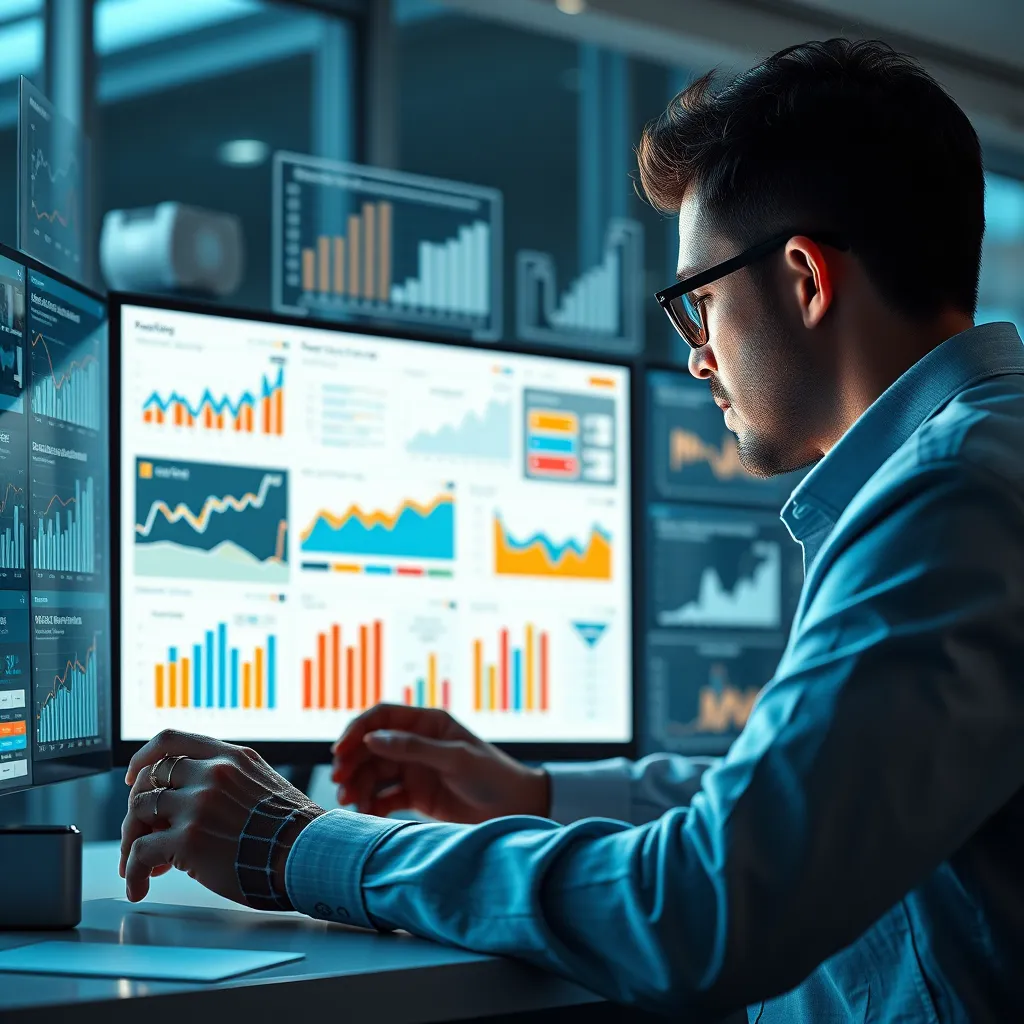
[0,246,111,795]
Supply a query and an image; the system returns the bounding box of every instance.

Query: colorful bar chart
[302,619,382,711]
[301,201,393,302]
[473,625,549,713]
[30,332,102,431]
[32,476,95,574]
[153,624,276,710]
[493,515,611,579]
[142,365,285,435]
[402,652,450,710]
[37,636,100,743]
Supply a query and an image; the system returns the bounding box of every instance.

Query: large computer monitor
[0,244,112,795]
[112,296,636,763]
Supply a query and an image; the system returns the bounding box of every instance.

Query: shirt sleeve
[286,463,1024,1017]
[544,755,716,825]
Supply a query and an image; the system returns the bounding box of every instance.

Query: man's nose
[688,343,716,379]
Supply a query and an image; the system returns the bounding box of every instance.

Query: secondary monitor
[113,297,635,763]
[0,244,112,795]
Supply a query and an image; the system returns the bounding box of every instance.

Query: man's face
[676,193,825,477]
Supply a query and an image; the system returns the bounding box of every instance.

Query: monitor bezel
[110,292,642,768]
[0,239,112,796]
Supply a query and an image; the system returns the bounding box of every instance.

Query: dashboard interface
[118,304,633,748]
[0,254,111,792]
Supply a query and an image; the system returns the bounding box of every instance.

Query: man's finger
[333,704,446,760]
[124,830,178,903]
[126,731,224,785]
[363,731,468,773]
[366,786,411,819]
[120,786,187,874]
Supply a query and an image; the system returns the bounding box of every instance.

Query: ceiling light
[555,0,586,13]
[217,139,270,167]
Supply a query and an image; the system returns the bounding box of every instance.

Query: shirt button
[314,902,333,917]
[336,907,351,921]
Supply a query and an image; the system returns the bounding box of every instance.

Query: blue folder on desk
[0,941,305,982]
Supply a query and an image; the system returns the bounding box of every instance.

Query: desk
[0,842,610,1024]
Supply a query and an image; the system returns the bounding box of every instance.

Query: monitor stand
[0,825,82,929]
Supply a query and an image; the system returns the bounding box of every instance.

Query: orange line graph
[299,493,453,544]
[38,492,76,518]
[39,637,97,711]
[31,333,98,392]
[669,428,750,480]
[0,481,24,515]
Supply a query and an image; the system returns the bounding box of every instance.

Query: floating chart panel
[516,219,644,353]
[18,78,91,286]
[523,388,617,486]
[647,633,785,755]
[133,457,289,584]
[649,504,803,632]
[274,153,503,340]
[648,370,805,506]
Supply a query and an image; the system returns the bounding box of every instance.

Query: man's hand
[331,704,550,824]
[121,730,324,907]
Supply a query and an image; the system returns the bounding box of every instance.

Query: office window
[978,171,1024,333]
[0,0,45,251]
[393,0,684,358]
[94,0,355,311]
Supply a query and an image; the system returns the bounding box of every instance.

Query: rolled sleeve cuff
[285,808,411,929]
[543,758,635,824]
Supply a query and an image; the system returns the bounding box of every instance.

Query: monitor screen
[644,368,803,756]
[114,299,634,761]
[0,249,111,794]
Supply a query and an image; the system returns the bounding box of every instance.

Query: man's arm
[543,754,717,825]
[286,463,1024,1016]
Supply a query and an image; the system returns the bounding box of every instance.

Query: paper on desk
[0,941,305,982]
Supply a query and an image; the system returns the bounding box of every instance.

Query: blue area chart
[301,492,455,561]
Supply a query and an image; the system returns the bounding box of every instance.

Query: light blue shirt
[287,322,1024,1022]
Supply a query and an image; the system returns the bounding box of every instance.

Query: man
[121,38,1024,1022]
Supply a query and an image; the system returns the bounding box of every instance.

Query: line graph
[30,331,102,430]
[300,490,455,562]
[32,476,97,575]
[142,364,285,435]
[493,514,612,580]
[669,428,748,480]
[134,458,289,583]
[406,399,511,460]
[35,634,100,744]
[0,475,26,571]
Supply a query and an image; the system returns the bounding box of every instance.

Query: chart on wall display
[649,504,803,631]
[647,632,785,755]
[119,302,633,746]
[18,78,90,286]
[516,219,644,353]
[273,152,503,341]
[648,370,806,506]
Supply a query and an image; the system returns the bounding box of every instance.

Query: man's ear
[785,236,836,328]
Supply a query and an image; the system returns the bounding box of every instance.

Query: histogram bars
[31,333,101,431]
[390,222,490,318]
[302,201,393,302]
[302,620,382,711]
[473,625,549,713]
[154,624,277,710]
[142,366,284,435]
[33,476,95,574]
[402,652,450,710]
[0,482,25,570]
[37,636,100,743]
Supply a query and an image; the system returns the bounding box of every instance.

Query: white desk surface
[0,842,603,1024]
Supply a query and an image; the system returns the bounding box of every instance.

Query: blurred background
[2,0,1023,837]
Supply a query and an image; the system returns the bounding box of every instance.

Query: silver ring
[149,755,172,790]
[166,755,186,789]
[153,786,163,819]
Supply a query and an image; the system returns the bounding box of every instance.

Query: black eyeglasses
[655,230,850,349]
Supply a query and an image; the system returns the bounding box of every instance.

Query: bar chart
[472,624,550,713]
[274,152,502,340]
[36,634,100,744]
[153,623,277,711]
[141,363,285,435]
[30,331,102,430]
[302,619,382,711]
[516,219,644,352]
[32,475,96,575]
[402,652,450,711]
[0,474,26,571]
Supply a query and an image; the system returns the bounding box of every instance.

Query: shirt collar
[781,321,1024,543]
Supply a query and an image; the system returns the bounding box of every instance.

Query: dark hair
[638,39,985,317]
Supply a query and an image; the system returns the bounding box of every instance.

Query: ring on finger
[153,786,163,819]
[149,755,171,790]
[165,755,186,789]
